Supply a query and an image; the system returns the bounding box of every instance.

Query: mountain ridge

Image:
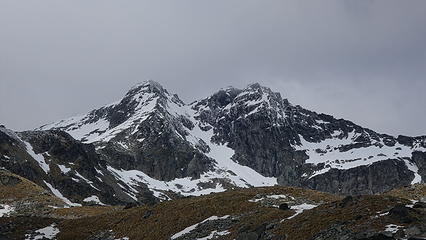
[1,80,425,206]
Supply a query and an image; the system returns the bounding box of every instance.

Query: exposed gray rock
[0,127,151,205]
[0,173,21,186]
[300,160,414,195]
[412,151,426,180]
[388,204,418,223]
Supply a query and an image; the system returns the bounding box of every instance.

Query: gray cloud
[1,0,425,136]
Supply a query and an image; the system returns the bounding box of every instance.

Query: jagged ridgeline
[1,80,425,205]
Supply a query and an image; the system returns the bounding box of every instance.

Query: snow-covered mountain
[2,80,425,205]
[37,81,279,201]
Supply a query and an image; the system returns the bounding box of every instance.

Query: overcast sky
[1,0,425,136]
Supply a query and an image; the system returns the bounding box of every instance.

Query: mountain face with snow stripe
[0,126,149,205]
[2,80,426,205]
[40,81,213,182]
[188,82,426,194]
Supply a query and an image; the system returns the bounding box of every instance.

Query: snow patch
[384,224,402,234]
[57,164,71,174]
[108,166,226,200]
[25,224,60,240]
[296,132,418,178]
[75,172,93,184]
[83,195,105,205]
[171,215,230,239]
[0,204,15,217]
[249,194,294,203]
[43,181,81,207]
[23,141,50,174]
[406,200,417,208]
[284,203,317,220]
[403,160,422,184]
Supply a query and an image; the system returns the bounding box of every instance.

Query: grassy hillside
[1,171,425,240]
[0,170,64,209]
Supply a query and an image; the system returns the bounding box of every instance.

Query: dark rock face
[236,223,279,240]
[102,100,213,181]
[0,174,21,186]
[192,83,425,194]
[20,130,133,205]
[0,126,151,205]
[300,160,414,195]
[413,202,426,209]
[412,151,426,180]
[192,84,299,179]
[39,81,213,182]
[356,234,395,240]
[389,204,418,223]
[338,196,355,208]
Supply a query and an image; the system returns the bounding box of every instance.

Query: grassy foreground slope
[55,186,426,240]
[0,170,65,211]
[1,170,425,240]
[57,186,340,239]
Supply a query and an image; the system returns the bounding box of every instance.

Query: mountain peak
[245,82,278,95]
[237,83,285,106]
[246,82,263,89]
[131,79,163,89]
[127,80,168,97]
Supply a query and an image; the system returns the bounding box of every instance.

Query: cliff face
[190,83,425,194]
[0,127,150,205]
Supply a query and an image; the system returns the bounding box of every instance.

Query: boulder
[389,204,417,223]
[278,203,290,210]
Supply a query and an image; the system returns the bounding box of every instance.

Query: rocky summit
[0,80,425,207]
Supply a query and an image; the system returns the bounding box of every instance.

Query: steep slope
[10,80,426,198]
[0,125,157,205]
[191,83,426,194]
[0,169,66,218]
